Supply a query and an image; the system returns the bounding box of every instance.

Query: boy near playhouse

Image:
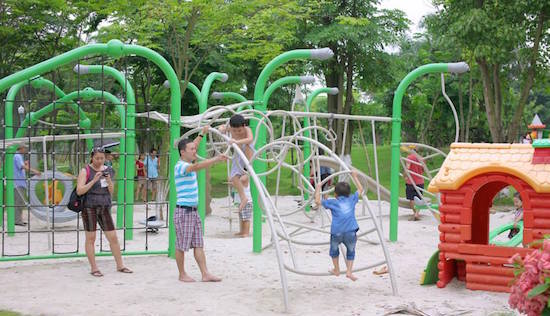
[315,170,363,281]
[509,192,523,239]
[402,145,425,221]
[174,125,227,282]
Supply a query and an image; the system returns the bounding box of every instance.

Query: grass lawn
[208,144,448,199]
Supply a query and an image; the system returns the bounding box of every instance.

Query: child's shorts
[239,202,253,221]
[329,231,357,260]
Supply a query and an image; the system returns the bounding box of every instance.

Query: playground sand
[0,197,515,315]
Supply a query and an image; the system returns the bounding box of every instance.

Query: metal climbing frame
[0,40,183,261]
[182,104,397,311]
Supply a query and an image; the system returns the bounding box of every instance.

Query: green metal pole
[263,76,315,104]
[164,75,227,230]
[0,40,181,257]
[303,87,339,212]
[9,88,121,235]
[4,82,28,234]
[16,89,122,139]
[197,73,228,226]
[251,48,333,253]
[389,62,469,241]
[101,42,182,258]
[163,80,201,102]
[4,78,94,234]
[3,81,26,235]
[74,64,137,240]
[29,77,94,148]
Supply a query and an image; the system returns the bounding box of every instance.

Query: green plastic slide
[489,221,523,247]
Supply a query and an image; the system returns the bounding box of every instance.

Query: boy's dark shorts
[405,183,423,201]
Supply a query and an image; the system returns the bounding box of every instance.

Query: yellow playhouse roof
[428,143,550,193]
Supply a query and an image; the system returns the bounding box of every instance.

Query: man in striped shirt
[175,126,227,282]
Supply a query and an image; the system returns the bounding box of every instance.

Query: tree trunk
[507,8,547,143]
[477,59,502,142]
[458,75,465,142]
[343,54,354,156]
[492,64,503,140]
[465,72,474,142]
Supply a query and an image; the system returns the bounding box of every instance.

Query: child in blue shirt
[315,170,363,281]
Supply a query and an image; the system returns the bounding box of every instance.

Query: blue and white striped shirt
[175,160,198,206]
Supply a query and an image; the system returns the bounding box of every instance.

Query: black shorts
[405,183,424,201]
[81,206,115,232]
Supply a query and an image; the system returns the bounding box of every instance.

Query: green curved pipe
[211,92,253,112]
[0,40,182,259]
[75,64,138,238]
[389,62,469,241]
[263,76,312,106]
[197,72,228,224]
[16,89,123,138]
[251,48,333,253]
[3,78,94,234]
[164,74,227,228]
[164,79,201,101]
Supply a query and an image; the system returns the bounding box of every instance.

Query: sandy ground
[0,197,518,316]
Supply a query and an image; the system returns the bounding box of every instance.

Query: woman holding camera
[76,147,132,277]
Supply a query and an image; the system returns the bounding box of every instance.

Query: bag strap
[85,165,91,183]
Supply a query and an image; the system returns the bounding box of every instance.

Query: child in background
[509,192,523,239]
[135,153,147,201]
[315,170,363,281]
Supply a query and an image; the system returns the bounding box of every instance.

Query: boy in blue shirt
[315,170,363,281]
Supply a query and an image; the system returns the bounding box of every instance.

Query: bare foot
[179,274,196,282]
[234,233,249,238]
[202,273,222,282]
[329,268,340,276]
[346,273,358,281]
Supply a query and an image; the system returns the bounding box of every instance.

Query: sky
[380,0,438,34]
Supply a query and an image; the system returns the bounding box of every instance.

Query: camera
[102,171,110,177]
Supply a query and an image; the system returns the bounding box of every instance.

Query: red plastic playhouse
[428,141,550,292]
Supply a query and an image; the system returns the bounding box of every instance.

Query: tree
[433,0,550,142]
[300,0,408,156]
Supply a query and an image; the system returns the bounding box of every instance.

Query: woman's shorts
[81,206,115,232]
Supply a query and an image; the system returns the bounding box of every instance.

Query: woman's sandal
[90,270,103,277]
[117,267,133,274]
